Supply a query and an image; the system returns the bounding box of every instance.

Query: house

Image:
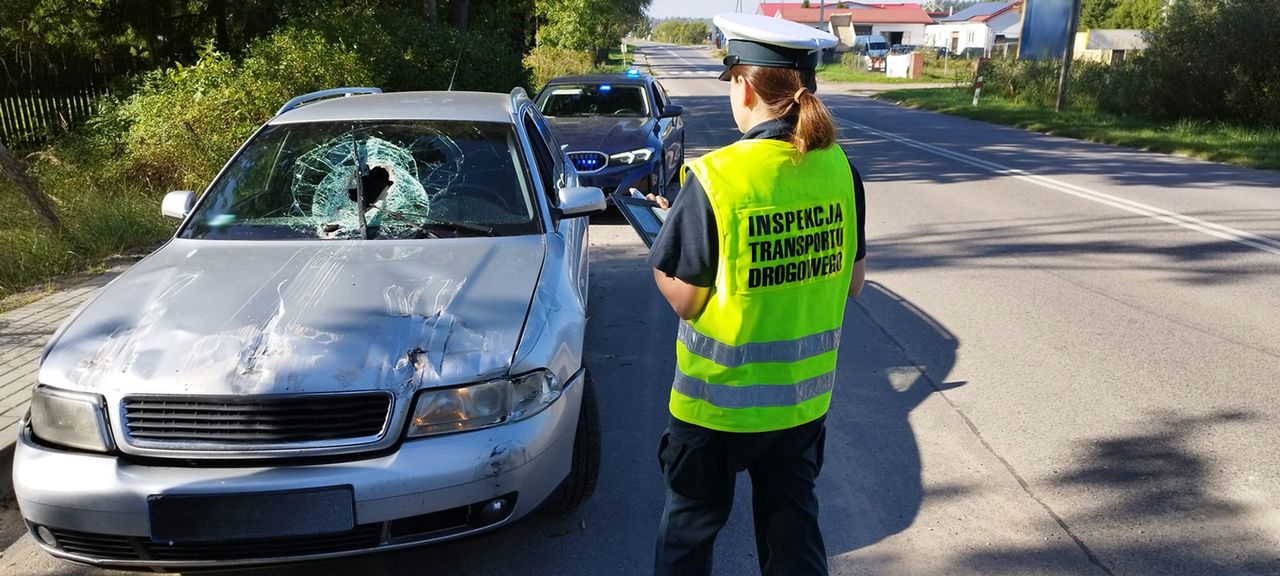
[923,0,1023,56]
[755,2,935,50]
[1074,29,1148,65]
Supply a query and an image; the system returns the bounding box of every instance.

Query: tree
[0,143,62,232]
[1105,0,1164,28]
[1082,0,1164,29]
[1081,0,1119,29]
[535,0,651,64]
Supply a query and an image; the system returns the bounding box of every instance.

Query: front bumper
[12,372,584,570]
[579,161,661,197]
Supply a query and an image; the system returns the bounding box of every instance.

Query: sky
[648,0,760,19]
[647,0,922,19]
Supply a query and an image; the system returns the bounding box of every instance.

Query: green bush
[116,27,376,192]
[653,20,708,45]
[524,45,595,92]
[1134,0,1280,126]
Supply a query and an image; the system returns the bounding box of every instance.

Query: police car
[535,69,685,199]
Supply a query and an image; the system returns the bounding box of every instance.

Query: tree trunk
[211,0,230,52]
[0,143,63,233]
[424,0,438,24]
[451,0,471,31]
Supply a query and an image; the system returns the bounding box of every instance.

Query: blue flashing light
[625,68,641,78]
[599,84,612,92]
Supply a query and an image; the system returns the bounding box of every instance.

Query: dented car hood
[39,237,546,396]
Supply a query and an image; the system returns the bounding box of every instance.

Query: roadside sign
[1019,0,1073,60]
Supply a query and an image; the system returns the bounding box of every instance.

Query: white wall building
[923,0,1022,56]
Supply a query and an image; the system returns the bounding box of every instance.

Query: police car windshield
[540,84,649,118]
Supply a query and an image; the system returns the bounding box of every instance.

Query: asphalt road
[6,43,1280,576]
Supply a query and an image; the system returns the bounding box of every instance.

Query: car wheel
[672,139,685,184]
[542,370,601,513]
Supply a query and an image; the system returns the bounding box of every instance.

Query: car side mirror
[660,105,684,119]
[161,190,195,220]
[555,186,606,219]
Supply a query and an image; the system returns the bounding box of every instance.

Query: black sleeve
[648,177,718,288]
[852,162,867,263]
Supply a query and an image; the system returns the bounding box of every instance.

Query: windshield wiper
[376,207,497,238]
[420,220,497,238]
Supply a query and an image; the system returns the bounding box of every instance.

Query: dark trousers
[654,415,827,576]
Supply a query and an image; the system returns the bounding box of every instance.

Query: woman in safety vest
[646,13,867,576]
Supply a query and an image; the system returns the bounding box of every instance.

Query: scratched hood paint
[39,237,546,396]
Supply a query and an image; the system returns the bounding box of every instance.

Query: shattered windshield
[539,84,649,117]
[182,120,539,240]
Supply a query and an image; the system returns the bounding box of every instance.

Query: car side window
[523,113,559,206]
[653,81,672,113]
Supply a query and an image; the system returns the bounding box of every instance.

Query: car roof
[544,74,651,86]
[269,91,516,125]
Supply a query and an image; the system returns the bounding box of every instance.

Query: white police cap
[713,13,838,82]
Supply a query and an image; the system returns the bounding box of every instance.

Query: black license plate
[149,485,355,542]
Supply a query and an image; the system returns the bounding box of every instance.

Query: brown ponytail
[730,65,838,154]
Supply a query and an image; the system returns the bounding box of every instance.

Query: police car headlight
[609,147,655,166]
[29,386,113,452]
[406,371,562,437]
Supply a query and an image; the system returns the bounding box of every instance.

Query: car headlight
[29,386,113,452]
[609,147,655,166]
[407,371,563,437]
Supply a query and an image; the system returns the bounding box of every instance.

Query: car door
[650,80,683,183]
[522,108,590,304]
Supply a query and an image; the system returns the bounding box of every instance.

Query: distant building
[1074,29,1149,65]
[924,0,1023,56]
[755,2,935,50]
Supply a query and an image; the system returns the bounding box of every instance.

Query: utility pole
[1055,0,1083,112]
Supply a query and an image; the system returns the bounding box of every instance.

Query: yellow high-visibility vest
[672,138,857,433]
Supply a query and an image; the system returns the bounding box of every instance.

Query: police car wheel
[541,369,601,513]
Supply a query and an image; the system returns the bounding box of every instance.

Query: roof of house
[1083,29,1149,51]
[939,0,1021,22]
[756,2,934,25]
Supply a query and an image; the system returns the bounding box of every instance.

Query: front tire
[541,370,601,512]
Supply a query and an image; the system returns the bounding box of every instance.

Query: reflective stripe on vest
[673,370,837,409]
[678,321,840,368]
[669,138,857,434]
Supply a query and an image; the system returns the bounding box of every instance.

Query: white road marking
[834,117,1280,256]
[664,49,696,66]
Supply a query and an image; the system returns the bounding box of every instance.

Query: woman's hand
[645,193,671,210]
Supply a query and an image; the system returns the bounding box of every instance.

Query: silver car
[12,87,606,570]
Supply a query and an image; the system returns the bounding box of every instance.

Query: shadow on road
[954,410,1280,575]
[866,212,1279,286]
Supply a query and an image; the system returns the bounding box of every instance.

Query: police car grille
[121,392,392,448]
[568,152,607,173]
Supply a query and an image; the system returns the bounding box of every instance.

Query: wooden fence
[1,78,111,150]
[1,49,125,151]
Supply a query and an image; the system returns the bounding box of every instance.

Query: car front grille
[121,392,392,450]
[568,151,608,173]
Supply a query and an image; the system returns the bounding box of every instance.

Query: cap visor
[717,67,732,81]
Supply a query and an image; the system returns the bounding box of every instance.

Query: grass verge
[877,88,1280,171]
[0,146,172,303]
[595,47,635,75]
[816,63,954,84]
